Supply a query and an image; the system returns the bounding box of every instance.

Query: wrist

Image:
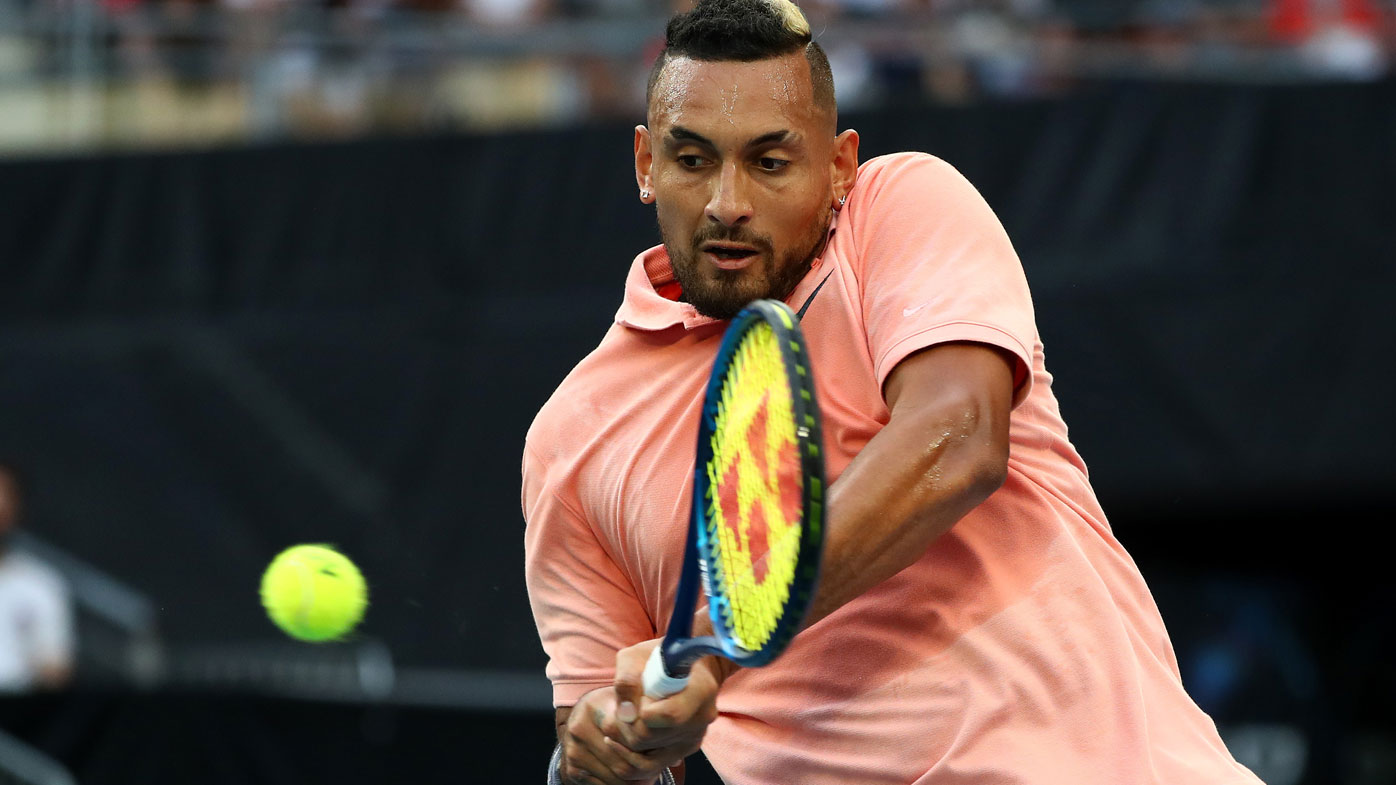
[702,654,740,686]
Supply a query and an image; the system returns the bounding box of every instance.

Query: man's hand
[558,686,682,784]
[605,639,725,767]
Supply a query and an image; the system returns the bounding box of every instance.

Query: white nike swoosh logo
[903,303,928,318]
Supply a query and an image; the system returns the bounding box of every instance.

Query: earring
[640,189,651,200]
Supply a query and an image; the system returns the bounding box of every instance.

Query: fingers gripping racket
[642,299,827,699]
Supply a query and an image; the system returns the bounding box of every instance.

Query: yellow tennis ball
[260,544,368,642]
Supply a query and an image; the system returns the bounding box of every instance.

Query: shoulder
[857,151,962,185]
[840,152,1002,248]
[851,152,975,205]
[525,335,605,463]
[524,321,636,475]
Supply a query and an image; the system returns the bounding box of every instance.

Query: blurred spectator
[460,0,553,28]
[1270,0,1388,78]
[0,462,75,692]
[3,0,1394,151]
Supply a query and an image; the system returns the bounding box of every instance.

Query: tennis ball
[260,544,368,642]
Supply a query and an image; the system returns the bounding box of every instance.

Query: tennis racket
[642,299,826,699]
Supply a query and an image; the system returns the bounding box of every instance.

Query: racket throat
[660,638,708,677]
[642,635,726,699]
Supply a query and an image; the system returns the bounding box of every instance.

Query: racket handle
[642,645,689,698]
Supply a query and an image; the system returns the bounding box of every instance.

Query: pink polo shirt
[523,153,1259,784]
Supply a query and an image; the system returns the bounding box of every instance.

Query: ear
[830,129,860,210]
[634,125,656,204]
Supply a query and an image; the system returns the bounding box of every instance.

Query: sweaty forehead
[650,54,819,138]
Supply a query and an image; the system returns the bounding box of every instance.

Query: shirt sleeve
[522,443,655,708]
[849,153,1036,405]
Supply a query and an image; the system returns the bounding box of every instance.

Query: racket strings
[706,324,804,651]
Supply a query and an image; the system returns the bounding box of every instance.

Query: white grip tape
[642,645,689,699]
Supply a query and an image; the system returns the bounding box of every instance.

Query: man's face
[637,53,842,319]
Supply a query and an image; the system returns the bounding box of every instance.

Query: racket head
[692,299,825,668]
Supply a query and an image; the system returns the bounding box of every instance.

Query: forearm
[691,343,1014,667]
[690,400,1003,639]
[801,399,1005,629]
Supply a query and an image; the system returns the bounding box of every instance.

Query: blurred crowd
[0,463,75,694]
[0,0,1393,150]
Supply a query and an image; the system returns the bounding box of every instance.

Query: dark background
[2,79,1393,783]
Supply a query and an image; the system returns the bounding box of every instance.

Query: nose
[705,161,753,228]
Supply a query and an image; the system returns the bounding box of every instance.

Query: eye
[677,154,708,169]
[756,157,791,172]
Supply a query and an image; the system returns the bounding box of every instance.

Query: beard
[662,207,832,321]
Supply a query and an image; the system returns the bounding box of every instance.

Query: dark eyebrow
[665,126,798,151]
[748,130,796,149]
[667,126,716,150]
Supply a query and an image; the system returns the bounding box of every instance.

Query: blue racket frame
[658,299,826,678]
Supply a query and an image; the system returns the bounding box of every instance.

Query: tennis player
[523,0,1264,782]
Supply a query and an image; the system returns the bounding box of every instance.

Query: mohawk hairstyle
[646,0,836,125]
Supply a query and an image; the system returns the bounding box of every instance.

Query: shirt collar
[614,246,716,332]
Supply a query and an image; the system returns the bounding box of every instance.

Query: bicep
[885,339,1016,408]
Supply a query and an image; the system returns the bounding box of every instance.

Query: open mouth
[701,243,760,270]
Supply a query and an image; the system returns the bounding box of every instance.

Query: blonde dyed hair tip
[767,0,810,37]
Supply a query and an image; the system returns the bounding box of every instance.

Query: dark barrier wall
[1,80,1393,679]
[0,692,560,784]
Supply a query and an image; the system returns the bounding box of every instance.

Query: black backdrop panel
[0,693,568,785]
[1,81,1392,668]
